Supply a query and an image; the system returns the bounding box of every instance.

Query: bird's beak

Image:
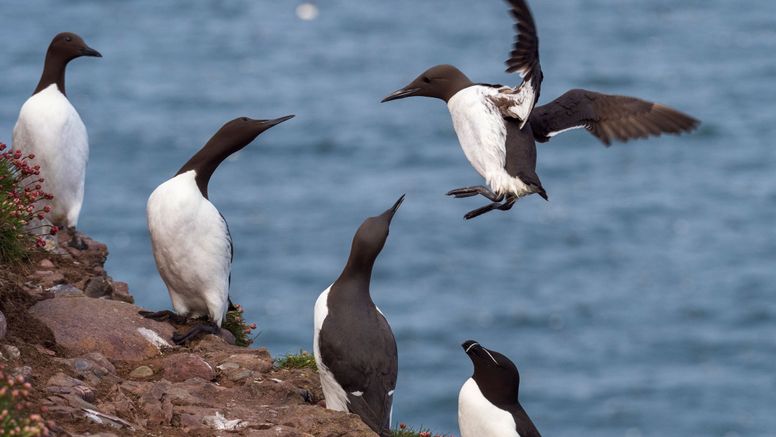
[381,87,421,103]
[81,45,102,57]
[462,340,481,355]
[258,114,295,129]
[381,194,405,222]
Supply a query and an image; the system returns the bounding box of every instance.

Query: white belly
[459,378,520,437]
[447,86,531,197]
[313,286,349,411]
[12,84,89,227]
[147,170,231,325]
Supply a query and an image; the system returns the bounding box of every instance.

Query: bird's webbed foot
[171,321,220,345]
[67,227,88,250]
[138,310,189,325]
[463,194,518,220]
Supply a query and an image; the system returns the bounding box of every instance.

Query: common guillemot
[12,32,101,246]
[383,0,698,220]
[459,340,541,437]
[313,195,404,437]
[140,115,294,344]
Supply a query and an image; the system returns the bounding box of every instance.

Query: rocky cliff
[0,232,377,436]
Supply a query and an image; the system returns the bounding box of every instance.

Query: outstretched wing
[490,0,544,126]
[530,89,700,146]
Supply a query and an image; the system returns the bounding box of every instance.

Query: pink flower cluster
[0,143,58,248]
[232,303,258,334]
[0,365,51,436]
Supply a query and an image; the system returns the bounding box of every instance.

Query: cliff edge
[0,232,376,437]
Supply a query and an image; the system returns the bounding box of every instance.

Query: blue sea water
[1,1,775,435]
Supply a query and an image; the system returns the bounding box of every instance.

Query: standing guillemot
[313,195,404,437]
[383,0,699,220]
[140,115,294,344]
[12,32,101,246]
[459,340,541,437]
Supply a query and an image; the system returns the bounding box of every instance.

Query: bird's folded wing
[530,89,700,146]
[499,0,543,126]
[319,316,397,436]
[346,381,395,437]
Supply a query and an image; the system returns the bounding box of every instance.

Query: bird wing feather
[529,89,700,146]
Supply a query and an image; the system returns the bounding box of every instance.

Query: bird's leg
[464,194,518,220]
[463,202,504,220]
[138,310,189,325]
[498,194,518,211]
[171,321,220,345]
[446,186,504,202]
[67,226,87,250]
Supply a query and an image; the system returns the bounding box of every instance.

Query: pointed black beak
[380,194,405,222]
[81,45,102,57]
[258,114,295,129]
[381,87,421,103]
[391,194,405,213]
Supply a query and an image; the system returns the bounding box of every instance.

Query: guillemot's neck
[34,52,70,96]
[176,138,246,199]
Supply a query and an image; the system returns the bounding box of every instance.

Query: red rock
[221,351,273,373]
[160,353,215,382]
[29,297,175,362]
[0,311,6,340]
[84,277,112,298]
[39,258,55,269]
[245,426,313,437]
[46,372,96,403]
[110,281,134,303]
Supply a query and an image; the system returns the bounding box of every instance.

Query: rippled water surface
[1,1,775,435]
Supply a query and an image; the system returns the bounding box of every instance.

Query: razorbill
[140,115,294,344]
[12,32,101,245]
[459,340,541,437]
[383,0,699,219]
[313,195,404,437]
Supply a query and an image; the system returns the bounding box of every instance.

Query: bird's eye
[65,36,72,42]
[240,117,248,122]
[422,76,431,83]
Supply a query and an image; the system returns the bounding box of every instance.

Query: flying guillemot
[313,195,405,437]
[12,32,101,246]
[383,0,699,220]
[459,340,541,437]
[140,115,294,344]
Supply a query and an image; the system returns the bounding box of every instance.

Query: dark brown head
[382,64,474,103]
[339,195,405,282]
[177,115,295,198]
[48,32,102,61]
[462,340,520,403]
[34,32,101,95]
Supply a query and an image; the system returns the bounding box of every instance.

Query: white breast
[447,86,532,197]
[447,86,507,179]
[313,285,349,411]
[146,170,231,325]
[459,378,520,437]
[12,84,89,227]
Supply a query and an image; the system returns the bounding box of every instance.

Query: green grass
[222,306,257,347]
[392,424,455,437]
[274,350,317,370]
